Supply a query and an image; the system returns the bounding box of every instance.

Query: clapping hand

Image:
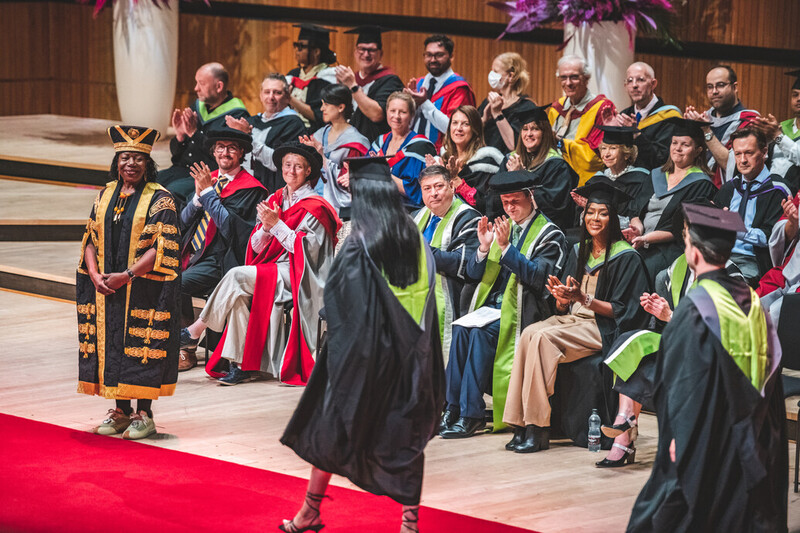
[546,275,583,309]
[181,107,198,137]
[684,106,711,130]
[226,115,253,134]
[404,78,426,106]
[445,156,464,187]
[754,114,781,141]
[487,92,504,117]
[782,195,799,239]
[493,216,511,248]
[506,152,523,171]
[337,162,350,188]
[189,161,214,194]
[640,292,672,322]
[299,135,323,155]
[257,201,281,230]
[476,216,494,253]
[334,65,356,88]
[570,189,587,208]
[614,112,636,127]
[621,225,641,244]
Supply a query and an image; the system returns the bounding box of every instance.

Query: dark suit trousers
[446,318,501,419]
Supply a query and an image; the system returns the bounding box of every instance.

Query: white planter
[112,0,178,134]
[563,21,635,110]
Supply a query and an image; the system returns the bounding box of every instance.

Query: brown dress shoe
[178,348,197,371]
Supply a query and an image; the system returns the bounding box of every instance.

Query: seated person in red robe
[180,141,340,385]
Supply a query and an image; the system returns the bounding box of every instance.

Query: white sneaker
[93,408,131,435]
[122,412,156,440]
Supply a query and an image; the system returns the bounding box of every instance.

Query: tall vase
[112,0,178,134]
[563,21,634,110]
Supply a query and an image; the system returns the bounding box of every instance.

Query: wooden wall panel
[0,1,797,123]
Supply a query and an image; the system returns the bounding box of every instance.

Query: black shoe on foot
[440,416,485,439]
[218,365,257,386]
[438,408,460,433]
[179,327,199,350]
[505,426,526,451]
[514,424,550,453]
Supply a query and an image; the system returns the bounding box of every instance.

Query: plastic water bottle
[588,409,601,452]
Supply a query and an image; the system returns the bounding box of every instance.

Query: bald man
[158,62,251,207]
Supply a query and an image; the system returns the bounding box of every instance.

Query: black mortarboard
[574,177,631,208]
[344,25,389,47]
[204,127,253,154]
[664,117,711,140]
[293,23,336,48]
[272,140,322,178]
[108,125,160,154]
[786,69,800,91]
[346,156,392,183]
[682,202,745,252]
[516,104,551,126]
[488,170,538,195]
[597,125,638,146]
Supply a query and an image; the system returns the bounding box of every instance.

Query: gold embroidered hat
[107,125,161,154]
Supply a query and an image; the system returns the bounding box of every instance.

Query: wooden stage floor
[1,114,799,532]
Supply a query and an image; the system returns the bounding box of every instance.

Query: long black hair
[109,152,158,183]
[351,176,421,288]
[574,201,624,282]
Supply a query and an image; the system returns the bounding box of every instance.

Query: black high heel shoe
[279,491,328,532]
[601,413,637,439]
[595,442,636,468]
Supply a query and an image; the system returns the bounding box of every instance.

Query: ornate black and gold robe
[77,181,181,400]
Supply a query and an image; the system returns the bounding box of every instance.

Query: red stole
[354,65,397,86]
[290,77,313,90]
[205,190,341,385]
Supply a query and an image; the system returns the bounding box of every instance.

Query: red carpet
[0,413,537,533]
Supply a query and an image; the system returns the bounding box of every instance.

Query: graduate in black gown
[280,157,444,533]
[627,204,787,533]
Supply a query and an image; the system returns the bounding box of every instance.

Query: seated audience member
[548,55,616,186]
[755,70,800,188]
[613,62,682,170]
[602,202,744,468]
[440,171,567,439]
[300,84,369,215]
[503,179,651,454]
[371,91,437,208]
[181,141,340,385]
[625,118,716,278]
[413,165,481,356]
[478,52,537,154]
[713,128,788,286]
[758,193,799,325]
[287,24,337,131]
[406,34,476,148]
[685,65,760,186]
[433,105,504,217]
[506,104,578,230]
[336,25,405,143]
[178,128,268,370]
[226,73,307,192]
[574,126,652,228]
[159,62,249,207]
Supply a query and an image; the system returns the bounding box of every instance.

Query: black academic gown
[281,236,445,506]
[478,96,537,154]
[511,155,579,231]
[287,67,331,131]
[248,112,308,191]
[549,243,653,446]
[627,268,787,533]
[714,174,787,278]
[458,147,505,219]
[620,98,676,170]
[158,93,250,207]
[350,73,405,144]
[585,168,653,222]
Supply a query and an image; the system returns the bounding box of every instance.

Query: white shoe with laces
[122,411,156,440]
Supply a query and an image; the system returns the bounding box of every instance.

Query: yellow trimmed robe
[77,181,181,400]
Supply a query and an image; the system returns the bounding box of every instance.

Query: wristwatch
[126,268,136,280]
[704,131,714,142]
[775,133,785,144]
[350,85,360,94]
[495,113,506,122]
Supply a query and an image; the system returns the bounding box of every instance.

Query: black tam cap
[107,125,160,154]
[272,140,323,179]
[597,125,638,146]
[344,25,389,48]
[682,202,745,253]
[346,156,392,183]
[786,69,800,91]
[204,127,253,154]
[664,117,711,140]
[574,177,631,208]
[293,23,336,48]
[489,170,538,195]
[516,104,551,126]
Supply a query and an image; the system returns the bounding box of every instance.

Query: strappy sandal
[601,413,638,439]
[279,491,329,532]
[595,442,636,468]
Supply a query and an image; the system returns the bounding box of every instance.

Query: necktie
[416,77,438,140]
[737,180,752,220]
[191,176,229,253]
[423,215,441,244]
[634,111,642,125]
[511,224,522,248]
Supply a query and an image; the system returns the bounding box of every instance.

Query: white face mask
[488,70,504,90]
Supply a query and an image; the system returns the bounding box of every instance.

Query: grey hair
[627,61,655,79]
[556,55,590,78]
[263,72,291,96]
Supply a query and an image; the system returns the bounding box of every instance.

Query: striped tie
[191,176,229,253]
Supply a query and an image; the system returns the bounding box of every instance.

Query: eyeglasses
[558,74,582,82]
[624,76,650,85]
[423,52,448,60]
[706,81,732,92]
[292,42,309,50]
[356,46,380,55]
[214,144,242,154]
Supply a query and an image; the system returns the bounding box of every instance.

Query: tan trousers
[503,315,602,428]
